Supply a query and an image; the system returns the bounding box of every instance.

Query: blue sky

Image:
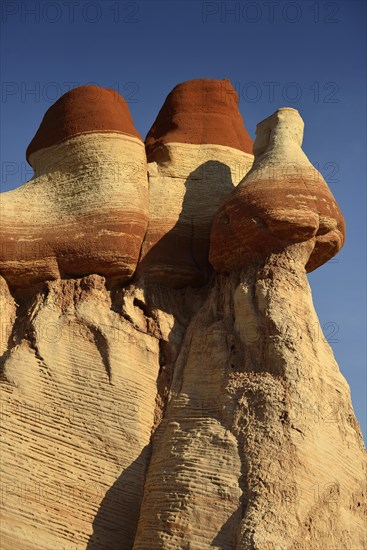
[1,0,366,441]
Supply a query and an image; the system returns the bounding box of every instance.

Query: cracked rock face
[0,274,163,548]
[0,84,365,550]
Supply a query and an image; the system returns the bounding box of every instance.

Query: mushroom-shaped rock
[138,78,254,287]
[209,108,345,272]
[0,86,148,289]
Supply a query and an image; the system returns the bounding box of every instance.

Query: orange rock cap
[26,85,142,163]
[145,78,253,161]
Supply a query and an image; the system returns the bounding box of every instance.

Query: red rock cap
[145,78,253,161]
[26,85,142,164]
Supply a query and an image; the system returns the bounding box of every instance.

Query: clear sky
[1,0,366,441]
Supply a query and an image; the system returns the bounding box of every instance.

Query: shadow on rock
[86,445,150,550]
[137,160,235,288]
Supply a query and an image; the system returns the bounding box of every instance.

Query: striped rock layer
[1,86,148,289]
[1,258,365,549]
[0,275,166,549]
[138,79,254,287]
[0,88,365,550]
[26,85,142,161]
[133,243,366,550]
[209,108,345,273]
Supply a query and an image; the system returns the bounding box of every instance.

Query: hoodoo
[133,109,365,550]
[0,85,365,550]
[138,78,254,286]
[1,86,148,289]
[209,108,345,273]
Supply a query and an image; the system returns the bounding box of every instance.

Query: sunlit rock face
[138,78,254,287]
[0,86,149,289]
[0,85,365,550]
[0,274,163,549]
[134,109,363,550]
[209,108,345,274]
[145,78,253,158]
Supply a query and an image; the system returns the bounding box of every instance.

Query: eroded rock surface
[0,86,148,289]
[139,79,254,287]
[134,245,366,550]
[209,108,345,274]
[0,83,365,550]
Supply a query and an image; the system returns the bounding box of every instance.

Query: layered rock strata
[133,109,365,550]
[0,274,203,549]
[0,87,365,550]
[209,108,345,273]
[0,86,148,289]
[133,250,366,550]
[138,79,254,287]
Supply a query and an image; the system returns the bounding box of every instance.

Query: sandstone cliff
[0,80,365,550]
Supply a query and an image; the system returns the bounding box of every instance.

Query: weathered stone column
[133,109,365,549]
[209,108,365,549]
[1,90,365,550]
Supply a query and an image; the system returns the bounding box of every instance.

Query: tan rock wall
[0,91,365,550]
[138,143,254,286]
[0,133,148,289]
[0,276,160,549]
[133,248,366,549]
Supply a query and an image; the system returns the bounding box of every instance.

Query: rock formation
[209,108,345,273]
[0,81,365,550]
[0,85,148,289]
[138,79,254,286]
